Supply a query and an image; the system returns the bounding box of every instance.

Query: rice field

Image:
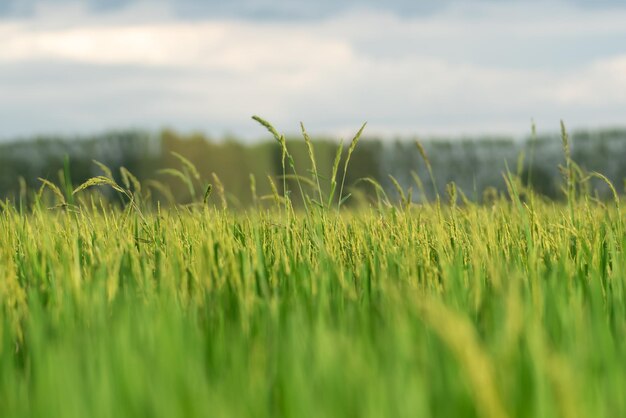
[1,120,626,418]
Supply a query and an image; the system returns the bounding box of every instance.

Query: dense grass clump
[1,119,626,417]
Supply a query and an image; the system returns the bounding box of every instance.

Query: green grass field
[1,120,626,417]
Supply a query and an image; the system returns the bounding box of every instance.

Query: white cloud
[0,2,625,139]
[554,56,626,105]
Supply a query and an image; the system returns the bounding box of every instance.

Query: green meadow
[1,119,625,418]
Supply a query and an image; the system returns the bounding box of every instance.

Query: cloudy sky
[1,0,625,140]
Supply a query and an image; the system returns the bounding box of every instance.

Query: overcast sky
[1,0,625,140]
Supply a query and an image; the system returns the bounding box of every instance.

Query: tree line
[1,127,625,207]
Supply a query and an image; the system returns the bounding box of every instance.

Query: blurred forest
[1,127,626,207]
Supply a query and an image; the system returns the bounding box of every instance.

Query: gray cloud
[2,0,626,20]
[0,1,625,140]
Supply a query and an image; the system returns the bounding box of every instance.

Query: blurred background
[1,0,625,205]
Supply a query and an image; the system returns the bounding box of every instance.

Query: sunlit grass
[1,119,625,417]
